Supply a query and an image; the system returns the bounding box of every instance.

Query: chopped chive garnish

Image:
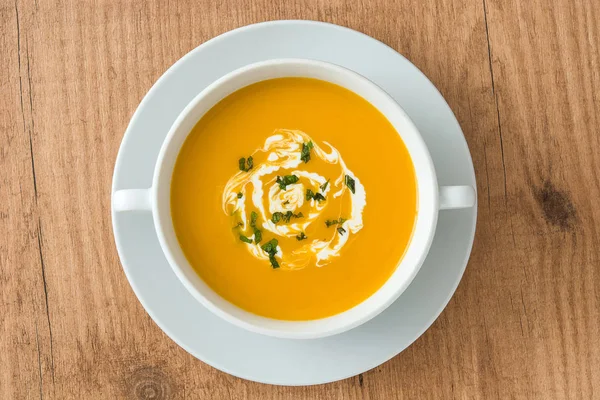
[239,235,252,243]
[272,211,303,224]
[237,192,243,198]
[337,227,346,235]
[283,211,304,223]
[325,218,347,228]
[249,211,262,243]
[320,180,330,192]
[261,238,280,268]
[238,156,254,172]
[296,232,307,241]
[277,175,299,190]
[306,189,315,201]
[345,175,356,194]
[306,189,326,202]
[313,192,326,202]
[300,141,314,163]
[271,212,283,224]
[253,229,262,244]
[261,238,279,254]
[269,255,280,269]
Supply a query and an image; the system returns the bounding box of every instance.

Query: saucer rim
[111,19,477,386]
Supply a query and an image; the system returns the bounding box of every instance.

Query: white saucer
[112,20,477,386]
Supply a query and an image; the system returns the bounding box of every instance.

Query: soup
[171,78,417,320]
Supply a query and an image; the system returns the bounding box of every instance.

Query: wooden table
[2,0,599,398]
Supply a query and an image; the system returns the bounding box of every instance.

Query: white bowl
[113,59,475,339]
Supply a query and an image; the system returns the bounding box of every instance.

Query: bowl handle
[439,186,476,210]
[112,189,152,212]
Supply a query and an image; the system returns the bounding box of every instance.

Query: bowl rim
[150,58,439,339]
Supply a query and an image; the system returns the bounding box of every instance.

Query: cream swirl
[222,129,366,270]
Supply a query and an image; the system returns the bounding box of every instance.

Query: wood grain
[1,0,598,398]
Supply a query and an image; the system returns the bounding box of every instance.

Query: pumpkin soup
[171,77,417,320]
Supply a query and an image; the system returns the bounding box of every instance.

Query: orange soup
[171,78,417,320]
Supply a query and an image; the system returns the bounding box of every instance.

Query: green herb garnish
[261,238,280,269]
[272,211,303,224]
[283,200,290,205]
[249,211,262,243]
[261,238,279,254]
[282,211,293,223]
[296,232,307,241]
[239,234,253,243]
[337,227,346,235]
[325,218,347,227]
[276,211,304,223]
[271,212,283,224]
[320,180,330,192]
[254,229,262,244]
[238,156,254,172]
[345,175,355,194]
[306,189,326,202]
[277,175,299,190]
[237,192,243,199]
[269,255,280,269]
[301,141,314,163]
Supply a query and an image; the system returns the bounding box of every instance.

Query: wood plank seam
[482,0,518,249]
[37,218,55,384]
[13,0,55,396]
[35,324,43,400]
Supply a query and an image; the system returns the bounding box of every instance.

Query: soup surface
[171,78,417,320]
